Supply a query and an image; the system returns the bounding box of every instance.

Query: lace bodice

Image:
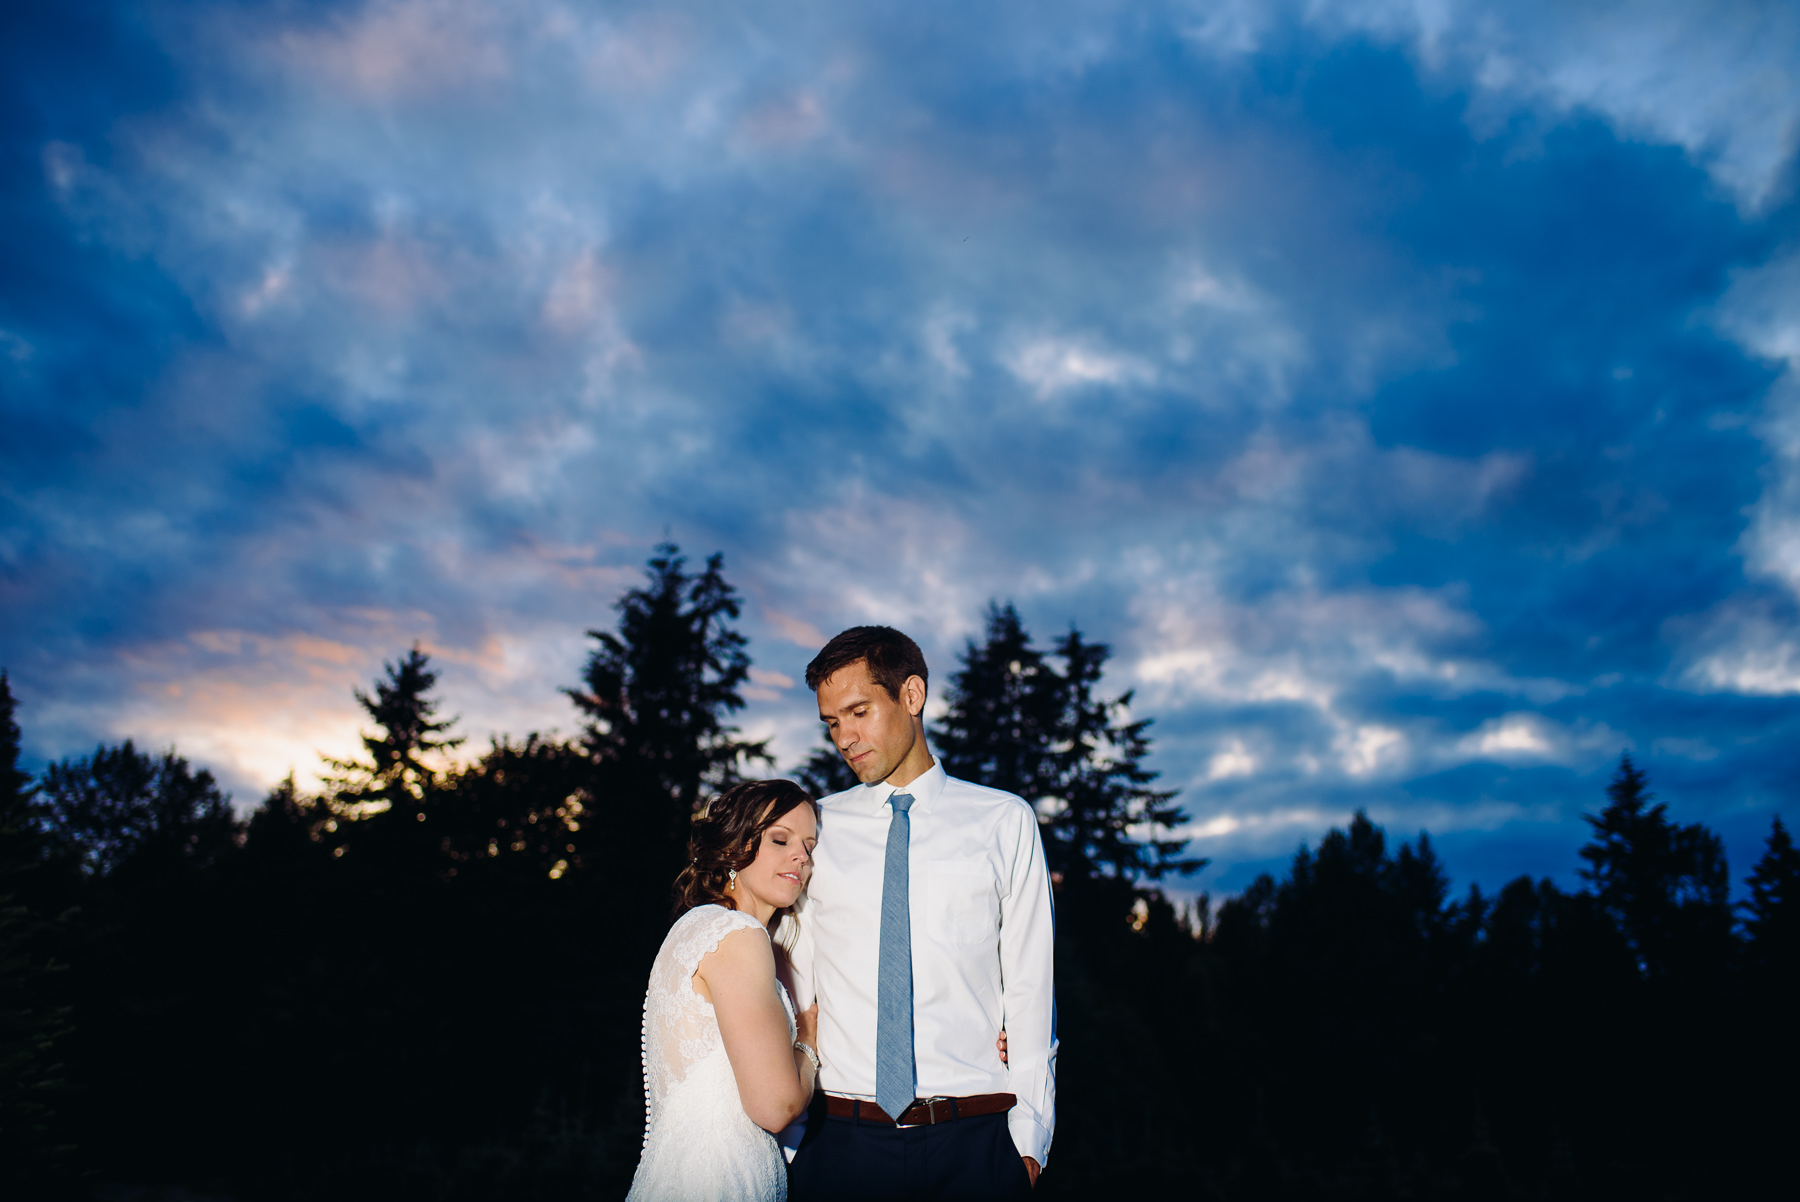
[627,904,793,1202]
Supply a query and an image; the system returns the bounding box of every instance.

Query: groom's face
[817,659,924,785]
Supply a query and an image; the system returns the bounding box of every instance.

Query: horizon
[4,0,1798,903]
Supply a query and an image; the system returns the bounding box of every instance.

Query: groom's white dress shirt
[788,760,1058,1165]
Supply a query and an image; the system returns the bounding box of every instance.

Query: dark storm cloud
[1,0,1796,894]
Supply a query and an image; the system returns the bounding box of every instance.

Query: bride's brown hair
[672,779,819,918]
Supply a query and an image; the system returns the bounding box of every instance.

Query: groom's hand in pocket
[996,1033,1038,1187]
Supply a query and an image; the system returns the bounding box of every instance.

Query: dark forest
[2,545,1795,1200]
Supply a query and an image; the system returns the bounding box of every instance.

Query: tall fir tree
[1741,815,1799,989]
[322,645,463,820]
[0,673,76,1190]
[935,604,1200,884]
[1578,753,1731,980]
[565,545,768,899]
[1045,626,1200,882]
[934,605,1064,803]
[0,672,45,894]
[0,672,28,842]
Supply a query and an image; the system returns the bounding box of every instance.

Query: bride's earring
[727,869,737,889]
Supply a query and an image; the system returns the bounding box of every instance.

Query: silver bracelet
[793,1040,821,1072]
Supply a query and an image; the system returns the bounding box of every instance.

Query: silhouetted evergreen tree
[1578,753,1731,981]
[1206,812,1498,1193]
[1044,626,1200,883]
[0,673,78,1194]
[1730,814,1800,1194]
[23,588,1793,1200]
[323,644,463,819]
[0,672,49,896]
[935,604,1063,803]
[1741,815,1798,989]
[0,673,28,830]
[936,604,1199,885]
[312,645,478,881]
[565,544,768,903]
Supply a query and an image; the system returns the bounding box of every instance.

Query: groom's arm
[784,899,817,1010]
[998,802,1057,1170]
[775,903,817,1162]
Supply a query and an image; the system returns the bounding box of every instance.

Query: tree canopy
[0,558,1793,1199]
[936,603,1202,883]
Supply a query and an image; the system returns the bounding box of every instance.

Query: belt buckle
[896,1097,951,1129]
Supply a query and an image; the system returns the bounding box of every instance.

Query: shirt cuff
[1007,1112,1052,1167]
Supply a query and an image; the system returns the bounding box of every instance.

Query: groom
[786,626,1056,1200]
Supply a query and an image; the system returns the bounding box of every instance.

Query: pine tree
[0,671,46,899]
[1741,816,1799,987]
[935,604,1200,883]
[565,545,769,893]
[1578,754,1731,980]
[0,674,77,1188]
[323,645,463,820]
[934,605,1063,803]
[0,673,28,840]
[1046,626,1200,882]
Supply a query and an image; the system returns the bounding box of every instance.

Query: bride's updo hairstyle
[672,779,819,919]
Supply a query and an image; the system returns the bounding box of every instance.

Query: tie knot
[889,791,914,814]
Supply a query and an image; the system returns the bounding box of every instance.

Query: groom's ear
[901,674,927,718]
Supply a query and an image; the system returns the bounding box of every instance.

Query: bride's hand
[795,1002,820,1050]
[997,1028,1008,1064]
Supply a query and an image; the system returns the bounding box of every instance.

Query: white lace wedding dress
[626,904,795,1202]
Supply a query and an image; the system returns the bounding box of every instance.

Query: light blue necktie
[875,791,916,1121]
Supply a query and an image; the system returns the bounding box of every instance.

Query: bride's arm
[696,927,818,1133]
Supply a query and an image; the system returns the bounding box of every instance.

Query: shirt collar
[875,757,945,815]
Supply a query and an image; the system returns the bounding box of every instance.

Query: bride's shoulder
[663,904,768,976]
[671,903,766,941]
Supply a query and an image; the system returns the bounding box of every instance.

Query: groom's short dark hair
[805,626,928,701]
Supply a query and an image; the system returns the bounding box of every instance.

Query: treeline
[1,544,1795,1199]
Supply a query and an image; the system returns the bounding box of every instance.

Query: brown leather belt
[824,1093,1015,1128]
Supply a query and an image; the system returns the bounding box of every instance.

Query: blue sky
[4,0,1798,897]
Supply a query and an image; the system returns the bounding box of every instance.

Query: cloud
[1669,599,1800,697]
[1181,0,1800,211]
[2,0,1796,895]
[1004,335,1157,400]
[270,0,514,102]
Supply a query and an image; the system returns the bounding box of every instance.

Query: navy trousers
[787,1095,1034,1202]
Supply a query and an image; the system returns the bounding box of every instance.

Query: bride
[626,779,821,1202]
